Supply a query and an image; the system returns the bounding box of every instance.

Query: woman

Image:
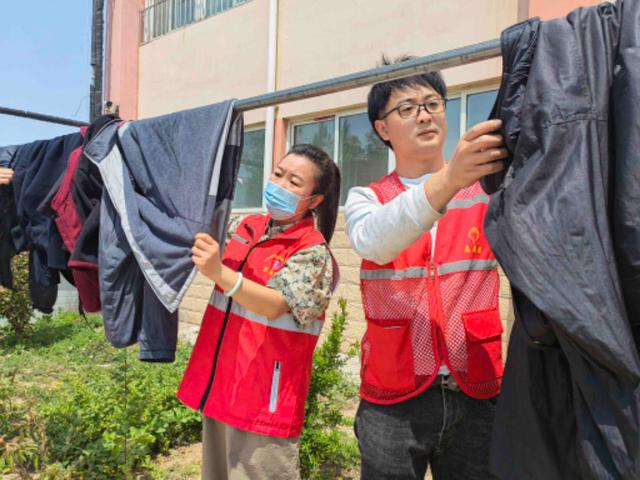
[178,144,341,480]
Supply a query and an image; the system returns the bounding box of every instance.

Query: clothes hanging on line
[83,101,243,362]
[0,101,243,363]
[484,1,640,478]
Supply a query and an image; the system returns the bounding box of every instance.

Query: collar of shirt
[398,172,433,187]
[261,221,289,241]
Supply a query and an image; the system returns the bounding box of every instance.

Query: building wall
[107,0,603,352]
[105,0,145,120]
[276,0,516,120]
[137,0,269,126]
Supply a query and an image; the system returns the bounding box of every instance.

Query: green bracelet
[224,272,243,297]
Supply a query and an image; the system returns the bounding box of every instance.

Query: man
[345,57,507,479]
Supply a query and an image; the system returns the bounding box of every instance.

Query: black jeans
[355,381,497,480]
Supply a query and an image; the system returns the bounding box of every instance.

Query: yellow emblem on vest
[263,254,286,277]
[465,227,483,254]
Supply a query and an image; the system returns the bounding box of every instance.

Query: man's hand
[0,168,14,185]
[444,119,507,190]
[425,119,507,212]
[191,233,223,282]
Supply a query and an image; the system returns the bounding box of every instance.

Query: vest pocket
[269,360,281,413]
[363,321,416,392]
[463,308,504,384]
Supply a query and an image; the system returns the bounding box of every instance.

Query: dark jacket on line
[485,2,640,478]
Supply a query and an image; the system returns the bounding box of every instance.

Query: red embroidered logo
[464,227,483,254]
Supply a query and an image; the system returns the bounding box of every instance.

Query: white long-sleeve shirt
[345,173,450,375]
[345,173,443,265]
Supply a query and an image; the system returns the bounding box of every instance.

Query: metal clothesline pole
[0,106,89,128]
[0,38,501,127]
[235,39,501,111]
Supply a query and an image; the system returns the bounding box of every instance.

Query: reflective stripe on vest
[437,259,498,275]
[210,291,323,336]
[360,259,498,280]
[447,194,489,210]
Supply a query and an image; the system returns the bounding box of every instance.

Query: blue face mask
[263,180,306,221]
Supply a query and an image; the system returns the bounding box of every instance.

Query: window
[206,0,245,16]
[172,0,195,29]
[444,89,498,159]
[232,128,265,209]
[338,113,388,205]
[141,0,251,43]
[293,119,335,158]
[292,112,388,205]
[467,90,498,128]
[444,98,461,160]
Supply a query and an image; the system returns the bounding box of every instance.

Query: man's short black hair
[367,55,447,149]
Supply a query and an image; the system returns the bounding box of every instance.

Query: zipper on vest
[197,233,265,412]
[269,360,281,413]
[430,257,448,373]
[428,226,447,370]
[429,258,443,322]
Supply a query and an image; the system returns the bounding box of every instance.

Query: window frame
[448,84,500,138]
[288,107,396,207]
[141,0,252,44]
[232,124,267,214]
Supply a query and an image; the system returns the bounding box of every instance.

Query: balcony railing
[140,0,250,44]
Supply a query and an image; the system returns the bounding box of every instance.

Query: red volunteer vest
[359,173,503,404]
[178,214,336,437]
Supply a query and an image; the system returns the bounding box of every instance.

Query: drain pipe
[262,0,279,207]
[90,0,105,121]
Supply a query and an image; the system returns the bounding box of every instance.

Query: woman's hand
[191,231,290,319]
[191,233,223,283]
[0,168,14,185]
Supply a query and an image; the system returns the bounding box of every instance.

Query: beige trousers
[202,415,301,480]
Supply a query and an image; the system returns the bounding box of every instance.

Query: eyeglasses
[379,98,446,120]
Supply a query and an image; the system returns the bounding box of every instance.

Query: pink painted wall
[528,0,605,20]
[105,0,144,120]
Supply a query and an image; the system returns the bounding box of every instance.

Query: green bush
[0,373,47,476]
[0,252,33,336]
[40,350,201,479]
[0,311,201,479]
[1,302,360,479]
[300,298,360,479]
